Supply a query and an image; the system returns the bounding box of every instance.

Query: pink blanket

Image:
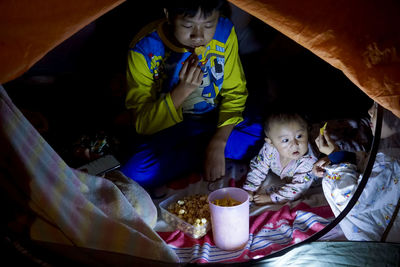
[158,203,334,263]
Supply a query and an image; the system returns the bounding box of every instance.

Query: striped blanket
[158,203,334,263]
[0,84,179,263]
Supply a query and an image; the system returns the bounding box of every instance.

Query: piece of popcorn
[194,46,206,55]
[320,122,327,136]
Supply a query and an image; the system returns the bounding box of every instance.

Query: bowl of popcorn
[159,192,211,239]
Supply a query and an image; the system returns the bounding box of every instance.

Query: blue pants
[120,115,264,189]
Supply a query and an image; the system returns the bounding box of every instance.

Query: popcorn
[212,194,242,207]
[167,194,210,224]
[163,194,211,238]
[320,122,327,136]
[194,46,206,55]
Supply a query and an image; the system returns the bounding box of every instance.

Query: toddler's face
[267,121,309,161]
[170,9,219,50]
[368,102,395,138]
[368,102,378,134]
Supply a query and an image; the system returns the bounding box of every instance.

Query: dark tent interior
[1,0,399,265]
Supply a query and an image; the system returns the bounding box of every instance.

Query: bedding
[0,84,179,263]
[157,201,333,263]
[153,161,337,263]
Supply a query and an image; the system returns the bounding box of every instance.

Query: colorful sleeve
[125,50,183,135]
[218,26,247,127]
[270,157,316,203]
[243,143,271,192]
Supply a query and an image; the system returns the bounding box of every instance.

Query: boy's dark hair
[264,111,308,138]
[165,0,227,19]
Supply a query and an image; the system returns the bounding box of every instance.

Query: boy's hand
[312,157,331,177]
[253,193,273,205]
[204,137,226,181]
[314,130,339,155]
[203,124,235,181]
[179,53,203,90]
[171,54,203,109]
[171,54,203,108]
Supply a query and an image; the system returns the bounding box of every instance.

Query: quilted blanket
[0,84,179,263]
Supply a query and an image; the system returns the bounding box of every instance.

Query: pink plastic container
[208,187,249,250]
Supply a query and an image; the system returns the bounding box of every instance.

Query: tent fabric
[229,0,400,118]
[0,84,179,263]
[4,0,398,116]
[256,241,400,266]
[0,0,124,84]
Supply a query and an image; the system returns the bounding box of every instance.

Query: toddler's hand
[253,193,273,205]
[312,157,331,177]
[314,130,339,155]
[246,191,254,202]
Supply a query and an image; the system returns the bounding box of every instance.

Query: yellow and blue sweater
[126,17,247,135]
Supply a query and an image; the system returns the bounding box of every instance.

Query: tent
[1,0,400,265]
[2,0,399,116]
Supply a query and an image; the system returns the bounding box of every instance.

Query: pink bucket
[208,187,249,250]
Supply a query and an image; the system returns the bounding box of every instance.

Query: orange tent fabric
[0,0,124,84]
[0,0,399,117]
[229,0,400,118]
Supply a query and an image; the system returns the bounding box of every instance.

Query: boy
[121,0,264,190]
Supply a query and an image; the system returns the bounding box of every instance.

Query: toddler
[243,111,317,205]
[313,102,400,241]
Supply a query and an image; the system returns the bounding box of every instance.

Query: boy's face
[167,9,219,50]
[266,121,309,162]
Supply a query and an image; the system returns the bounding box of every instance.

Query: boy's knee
[226,122,265,160]
[120,157,161,188]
